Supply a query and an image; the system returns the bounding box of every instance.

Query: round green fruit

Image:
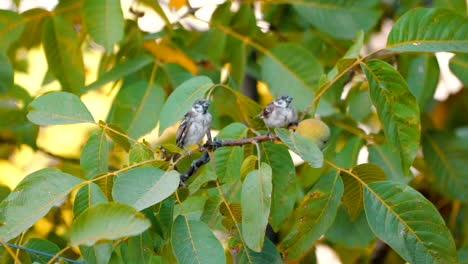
[295,119,330,149]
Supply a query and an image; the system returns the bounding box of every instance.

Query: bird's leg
[197,144,205,152]
[183,146,192,157]
[206,129,213,146]
[266,127,275,141]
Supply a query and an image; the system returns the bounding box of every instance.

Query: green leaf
[0,168,83,241]
[0,10,24,53]
[80,243,112,264]
[361,60,420,175]
[171,216,226,264]
[73,183,107,217]
[42,16,85,93]
[113,167,180,211]
[242,162,272,252]
[364,181,457,263]
[261,43,323,111]
[291,0,381,39]
[368,144,409,183]
[159,76,213,134]
[340,163,386,220]
[238,238,283,264]
[434,0,467,15]
[16,8,50,50]
[27,92,95,125]
[80,129,109,179]
[24,238,60,264]
[275,128,323,168]
[82,54,154,94]
[387,8,468,52]
[334,136,364,168]
[200,196,222,227]
[422,131,468,202]
[101,122,131,151]
[123,231,154,264]
[0,53,13,93]
[449,54,468,86]
[326,206,375,248]
[82,0,124,52]
[128,143,153,164]
[260,142,296,231]
[69,202,150,246]
[214,123,248,184]
[279,171,344,260]
[107,80,165,139]
[399,54,440,110]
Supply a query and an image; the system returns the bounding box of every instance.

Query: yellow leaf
[169,0,188,10]
[143,39,198,74]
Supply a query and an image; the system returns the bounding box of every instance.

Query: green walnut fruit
[296,119,330,149]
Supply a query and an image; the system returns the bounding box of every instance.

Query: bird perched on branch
[258,95,297,135]
[176,99,212,154]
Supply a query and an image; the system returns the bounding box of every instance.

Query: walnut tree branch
[179,134,280,183]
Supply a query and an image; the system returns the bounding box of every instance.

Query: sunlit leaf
[275,128,323,168]
[42,16,85,93]
[159,76,213,134]
[0,168,83,241]
[242,162,272,252]
[262,43,323,111]
[449,54,468,86]
[27,92,94,125]
[340,163,386,220]
[387,8,468,52]
[113,167,180,211]
[171,215,226,264]
[82,0,124,52]
[82,54,154,94]
[290,0,381,39]
[138,0,172,31]
[422,131,468,202]
[144,39,198,74]
[73,183,107,217]
[80,129,109,179]
[70,202,150,246]
[364,181,457,263]
[361,60,420,175]
[107,80,165,139]
[128,143,153,164]
[279,171,343,260]
[260,141,296,231]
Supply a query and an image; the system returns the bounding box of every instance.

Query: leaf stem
[46,245,71,264]
[97,122,156,154]
[0,238,22,264]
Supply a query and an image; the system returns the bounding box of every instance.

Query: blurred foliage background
[0,0,467,263]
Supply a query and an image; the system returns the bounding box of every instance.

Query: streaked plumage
[176,99,212,152]
[258,95,297,131]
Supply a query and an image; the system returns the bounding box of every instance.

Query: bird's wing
[176,112,192,148]
[258,102,275,118]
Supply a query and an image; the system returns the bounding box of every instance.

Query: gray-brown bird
[258,95,297,135]
[176,99,212,154]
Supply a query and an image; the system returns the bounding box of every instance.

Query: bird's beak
[286,96,293,102]
[203,101,210,107]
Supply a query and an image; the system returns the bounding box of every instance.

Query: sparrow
[176,99,212,154]
[258,95,297,135]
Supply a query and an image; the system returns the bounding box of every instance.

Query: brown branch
[179,134,279,183]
